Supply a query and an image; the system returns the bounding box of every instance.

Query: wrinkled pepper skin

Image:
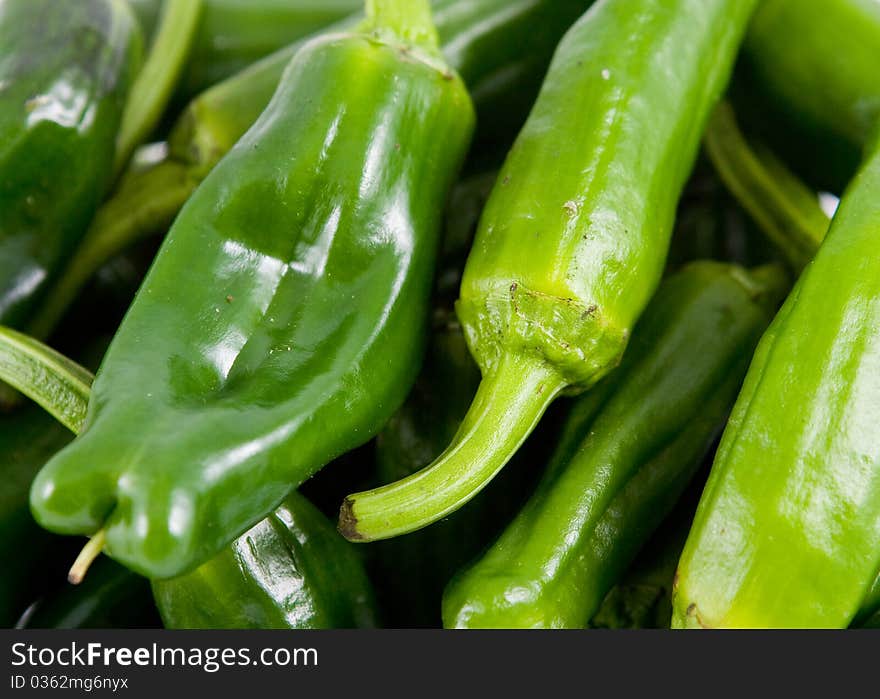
[152,493,376,629]
[20,557,159,629]
[443,261,785,628]
[340,0,759,542]
[127,0,361,102]
[672,144,880,629]
[735,0,880,192]
[30,5,475,580]
[0,0,141,328]
[0,405,73,627]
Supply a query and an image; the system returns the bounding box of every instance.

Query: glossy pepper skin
[0,405,73,627]
[672,143,880,629]
[152,493,377,629]
[127,0,361,102]
[735,0,880,192]
[443,261,786,628]
[30,0,475,580]
[340,0,759,542]
[27,0,594,340]
[0,0,141,328]
[171,0,594,171]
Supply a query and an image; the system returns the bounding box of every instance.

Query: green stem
[339,352,565,542]
[0,326,93,433]
[28,159,198,341]
[703,100,829,273]
[363,0,439,49]
[67,530,106,585]
[114,0,204,176]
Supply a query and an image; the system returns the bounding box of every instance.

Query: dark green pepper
[0,0,141,328]
[26,0,595,340]
[0,323,374,630]
[30,0,475,580]
[152,493,377,629]
[443,261,786,628]
[672,141,880,628]
[341,0,760,542]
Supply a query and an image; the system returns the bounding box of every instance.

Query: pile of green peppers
[1,0,879,630]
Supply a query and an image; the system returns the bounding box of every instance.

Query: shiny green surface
[30,0,591,354]
[0,405,72,627]
[341,0,758,542]
[737,0,880,191]
[152,493,376,629]
[171,0,593,171]
[672,144,880,629]
[31,5,474,579]
[0,0,141,328]
[443,262,785,628]
[128,0,362,101]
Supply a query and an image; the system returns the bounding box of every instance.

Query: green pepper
[734,0,880,192]
[442,261,786,628]
[672,140,880,629]
[340,0,759,542]
[127,0,362,102]
[0,404,74,627]
[0,322,375,630]
[19,557,159,629]
[27,0,595,341]
[30,0,474,580]
[152,493,377,629]
[0,0,141,329]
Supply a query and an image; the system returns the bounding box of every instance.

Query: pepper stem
[68,530,106,585]
[363,0,439,50]
[339,352,565,542]
[114,0,204,176]
[703,100,829,273]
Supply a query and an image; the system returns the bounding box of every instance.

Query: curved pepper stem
[68,530,106,585]
[703,100,829,273]
[339,352,565,542]
[114,0,204,176]
[363,0,439,50]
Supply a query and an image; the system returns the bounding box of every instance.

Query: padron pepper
[0,0,141,328]
[672,138,880,628]
[30,0,475,579]
[340,0,760,541]
[443,261,786,628]
[0,324,375,630]
[152,493,378,629]
[27,0,595,339]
